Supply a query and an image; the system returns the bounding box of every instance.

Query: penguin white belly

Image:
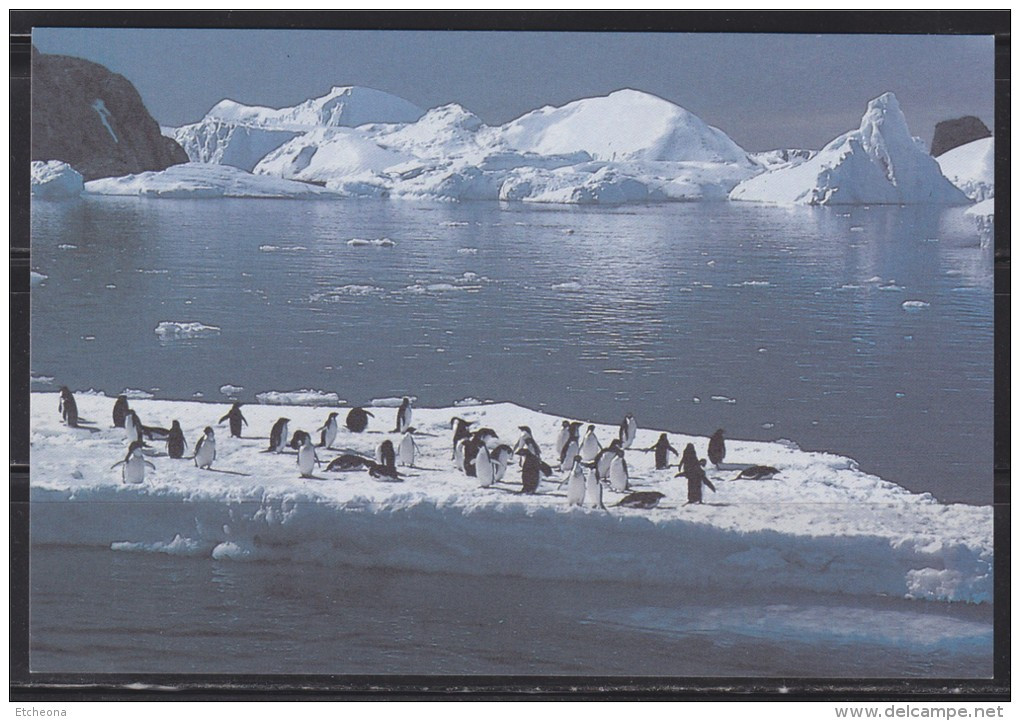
[585,472,603,509]
[454,439,467,471]
[476,446,494,487]
[195,438,216,469]
[125,415,138,440]
[298,445,317,477]
[398,434,415,467]
[323,423,337,448]
[623,420,637,449]
[398,407,412,432]
[566,469,586,507]
[560,440,579,468]
[596,454,613,481]
[555,429,570,458]
[580,435,600,462]
[275,423,289,452]
[608,456,629,492]
[123,456,146,484]
[492,450,510,481]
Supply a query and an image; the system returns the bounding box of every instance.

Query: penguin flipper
[110,460,125,470]
[705,479,717,493]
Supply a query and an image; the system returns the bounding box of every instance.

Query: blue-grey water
[31,197,993,504]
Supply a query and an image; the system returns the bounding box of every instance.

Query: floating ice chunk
[112,535,207,557]
[728,280,770,288]
[154,321,221,338]
[30,272,47,286]
[692,397,701,403]
[761,422,775,429]
[57,244,77,250]
[457,248,479,254]
[453,397,492,407]
[310,284,385,301]
[30,374,55,387]
[552,281,583,292]
[255,389,342,406]
[440,221,469,227]
[211,541,256,561]
[849,226,864,232]
[259,244,308,252]
[864,276,883,284]
[137,268,169,274]
[219,384,244,396]
[879,284,905,291]
[710,395,737,404]
[31,160,84,198]
[105,284,116,289]
[370,395,418,408]
[122,389,154,400]
[902,301,930,311]
[347,237,395,248]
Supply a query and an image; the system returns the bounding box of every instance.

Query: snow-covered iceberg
[30,392,992,604]
[31,160,84,199]
[730,93,971,206]
[936,137,994,202]
[83,163,342,199]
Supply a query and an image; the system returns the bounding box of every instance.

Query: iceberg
[936,137,994,202]
[84,163,342,199]
[730,93,971,206]
[30,392,991,604]
[31,160,84,199]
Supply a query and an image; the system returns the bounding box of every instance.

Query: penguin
[554,421,572,461]
[490,444,514,482]
[398,427,419,467]
[367,462,403,482]
[564,455,587,507]
[325,453,373,472]
[584,468,605,510]
[579,425,602,463]
[461,428,498,477]
[316,412,339,448]
[345,407,374,433]
[58,387,79,427]
[268,418,290,453]
[732,465,779,481]
[194,426,216,469]
[559,436,580,471]
[516,447,553,494]
[676,443,716,504]
[218,402,247,438]
[376,439,397,469]
[166,420,187,459]
[593,439,624,482]
[112,395,129,428]
[111,440,154,484]
[393,397,413,433]
[297,436,321,478]
[513,426,542,466]
[616,491,665,510]
[454,437,468,472]
[618,413,638,450]
[644,433,679,470]
[608,453,630,492]
[475,444,496,487]
[450,417,475,459]
[288,430,311,450]
[708,428,726,469]
[124,410,145,445]
[142,423,171,441]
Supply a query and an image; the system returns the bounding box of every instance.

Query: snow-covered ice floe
[30,393,991,604]
[254,389,342,406]
[153,321,221,339]
[347,238,395,248]
[83,163,342,199]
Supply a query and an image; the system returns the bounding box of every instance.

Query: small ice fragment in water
[761,422,775,429]
[710,395,736,404]
[692,397,701,404]
[105,284,116,289]
[155,321,221,338]
[220,384,244,395]
[552,281,583,292]
[30,271,47,286]
[849,227,864,232]
[457,248,479,254]
[757,347,766,353]
[895,392,906,398]
[902,301,930,311]
[347,238,395,248]
[58,244,77,249]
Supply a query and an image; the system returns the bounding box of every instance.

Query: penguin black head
[328,412,338,419]
[587,425,596,432]
[117,394,127,401]
[405,426,416,434]
[714,428,725,436]
[561,420,569,428]
[203,426,214,436]
[171,420,181,429]
[126,440,145,455]
[609,438,622,449]
[658,433,669,441]
[519,425,532,434]
[700,459,707,467]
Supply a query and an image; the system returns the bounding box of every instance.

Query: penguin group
[57,387,777,507]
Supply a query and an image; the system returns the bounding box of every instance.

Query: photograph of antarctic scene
[28,28,994,678]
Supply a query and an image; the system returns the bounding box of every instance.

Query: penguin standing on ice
[584,467,605,510]
[490,444,514,482]
[268,418,290,453]
[461,428,498,477]
[345,407,373,433]
[218,402,247,438]
[376,439,397,469]
[708,429,726,469]
[677,443,715,504]
[516,447,553,494]
[643,433,679,470]
[579,425,602,463]
[607,452,630,492]
[476,444,496,487]
[593,439,624,482]
[111,440,155,484]
[393,397,413,433]
[288,430,311,450]
[297,436,321,478]
[513,426,541,466]
[166,420,187,459]
[618,413,638,450]
[558,422,582,469]
[555,421,572,461]
[58,387,79,427]
[564,456,587,507]
[112,395,130,428]
[397,427,420,467]
[194,427,216,470]
[316,412,339,449]
[125,410,145,445]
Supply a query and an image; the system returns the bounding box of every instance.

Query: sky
[31,28,995,152]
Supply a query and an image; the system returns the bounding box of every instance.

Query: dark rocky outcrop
[31,47,188,181]
[930,116,992,158]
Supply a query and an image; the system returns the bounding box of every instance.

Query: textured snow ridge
[730,93,971,206]
[204,86,426,129]
[30,393,992,603]
[936,137,994,202]
[31,160,84,199]
[84,163,342,199]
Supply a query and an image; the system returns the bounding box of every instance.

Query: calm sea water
[30,197,993,504]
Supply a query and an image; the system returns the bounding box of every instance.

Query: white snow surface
[965,198,994,219]
[936,137,994,202]
[170,120,300,172]
[84,163,342,199]
[31,160,84,199]
[30,392,991,604]
[730,93,970,206]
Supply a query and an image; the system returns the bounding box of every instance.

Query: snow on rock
[31,160,84,199]
[730,93,971,206]
[936,137,994,202]
[30,392,992,603]
[83,163,341,199]
[153,321,221,338]
[255,389,342,406]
